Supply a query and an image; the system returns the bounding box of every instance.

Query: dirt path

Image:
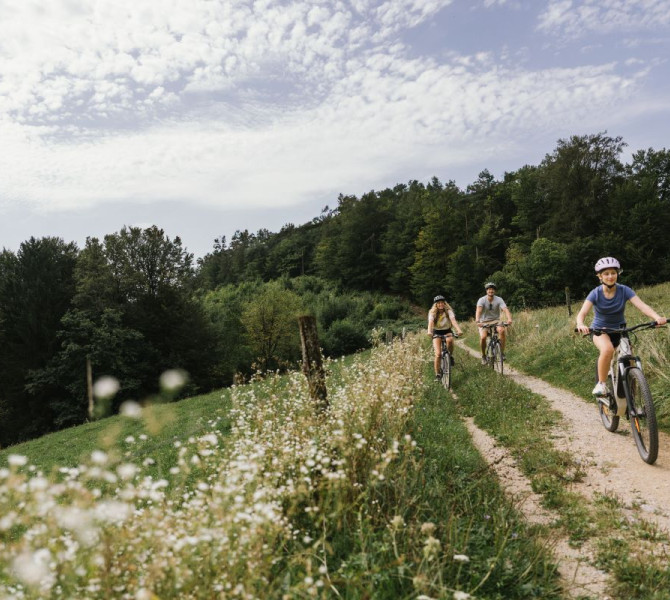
[456,341,670,597]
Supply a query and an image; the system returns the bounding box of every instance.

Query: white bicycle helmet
[594,257,621,273]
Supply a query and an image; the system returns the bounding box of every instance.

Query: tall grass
[0,335,561,599]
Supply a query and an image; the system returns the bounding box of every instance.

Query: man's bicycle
[434,333,459,389]
[583,321,663,465]
[480,322,508,374]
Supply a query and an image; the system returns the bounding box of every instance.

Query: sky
[1,0,669,259]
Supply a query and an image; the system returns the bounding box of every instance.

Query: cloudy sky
[1,0,669,258]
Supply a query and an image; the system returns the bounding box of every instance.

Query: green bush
[322,318,370,356]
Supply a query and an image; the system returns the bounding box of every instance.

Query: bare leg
[592,333,614,383]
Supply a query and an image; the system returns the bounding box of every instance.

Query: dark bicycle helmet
[594,257,621,273]
[433,295,446,303]
[484,282,497,290]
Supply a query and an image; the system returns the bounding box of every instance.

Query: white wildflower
[453,554,470,563]
[120,400,143,418]
[453,592,471,600]
[160,369,188,392]
[91,450,108,465]
[93,376,120,399]
[117,463,138,480]
[94,501,132,524]
[8,454,28,467]
[12,549,51,586]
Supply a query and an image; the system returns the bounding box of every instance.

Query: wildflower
[120,400,143,418]
[453,592,471,600]
[8,454,28,467]
[390,515,405,530]
[423,536,441,559]
[453,554,470,563]
[93,376,120,399]
[94,500,132,524]
[28,476,48,491]
[117,463,138,480]
[12,549,52,586]
[160,369,188,393]
[91,450,108,465]
[420,522,436,536]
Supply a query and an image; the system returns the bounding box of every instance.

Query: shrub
[322,319,370,356]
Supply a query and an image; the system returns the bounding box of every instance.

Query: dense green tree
[0,237,78,444]
[380,181,430,294]
[241,281,304,372]
[200,282,258,385]
[315,192,392,289]
[540,132,626,240]
[409,181,462,303]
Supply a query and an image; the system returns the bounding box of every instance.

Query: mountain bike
[434,333,459,389]
[480,322,508,374]
[584,321,663,465]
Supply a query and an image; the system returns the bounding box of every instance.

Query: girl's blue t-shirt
[586,284,636,329]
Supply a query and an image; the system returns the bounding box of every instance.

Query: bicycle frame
[434,333,457,389]
[605,333,641,416]
[593,323,650,415]
[588,320,662,464]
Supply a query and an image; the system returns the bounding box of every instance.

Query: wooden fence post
[86,356,94,420]
[565,286,572,316]
[298,315,328,412]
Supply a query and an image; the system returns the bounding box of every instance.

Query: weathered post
[565,286,572,316]
[298,315,328,412]
[86,356,94,420]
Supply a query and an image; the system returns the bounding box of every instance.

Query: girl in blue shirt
[576,257,666,396]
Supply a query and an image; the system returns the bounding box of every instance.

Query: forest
[1,132,669,445]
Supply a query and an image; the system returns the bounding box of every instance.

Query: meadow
[0,335,562,599]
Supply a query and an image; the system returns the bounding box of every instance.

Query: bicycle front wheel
[627,368,658,464]
[492,341,504,374]
[441,353,451,390]
[598,373,619,432]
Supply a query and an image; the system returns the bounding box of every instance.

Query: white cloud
[0,0,665,221]
[538,0,670,38]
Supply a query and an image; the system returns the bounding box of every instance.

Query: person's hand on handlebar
[576,323,590,335]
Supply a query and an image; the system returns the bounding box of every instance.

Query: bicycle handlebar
[575,321,663,335]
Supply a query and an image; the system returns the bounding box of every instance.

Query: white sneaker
[592,382,607,396]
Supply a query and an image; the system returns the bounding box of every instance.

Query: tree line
[199,132,670,310]
[2,132,669,445]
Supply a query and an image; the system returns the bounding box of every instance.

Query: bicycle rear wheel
[441,352,451,389]
[627,368,658,464]
[598,373,619,432]
[492,341,503,374]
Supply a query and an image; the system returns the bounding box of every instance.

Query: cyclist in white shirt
[476,282,512,365]
[427,295,464,381]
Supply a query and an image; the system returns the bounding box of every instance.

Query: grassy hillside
[0,336,562,599]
